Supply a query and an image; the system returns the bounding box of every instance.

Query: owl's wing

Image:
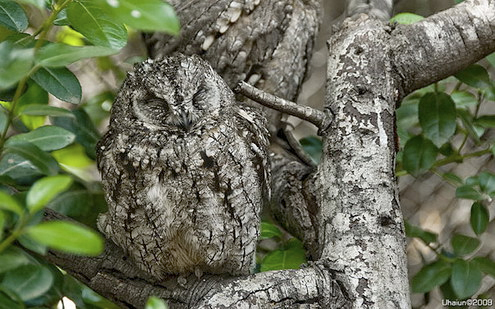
[233,106,271,203]
[95,130,120,233]
[96,130,116,184]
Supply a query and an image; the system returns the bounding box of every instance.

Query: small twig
[282,128,317,167]
[234,81,328,131]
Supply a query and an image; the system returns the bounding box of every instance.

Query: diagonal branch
[234,81,329,131]
[391,0,495,96]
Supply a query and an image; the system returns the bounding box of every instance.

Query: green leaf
[36,43,118,67]
[474,115,495,128]
[17,234,47,254]
[51,109,100,159]
[0,211,4,240]
[451,91,478,107]
[80,283,119,308]
[260,238,306,272]
[402,135,438,176]
[47,188,106,227]
[67,1,127,49]
[0,41,34,90]
[14,0,45,9]
[411,259,451,293]
[62,276,119,309]
[145,296,169,309]
[260,222,283,240]
[16,81,49,130]
[396,97,419,146]
[52,144,93,168]
[390,12,424,24]
[472,257,495,278]
[438,143,454,157]
[3,141,59,175]
[7,125,75,151]
[19,105,74,118]
[418,93,456,147]
[451,234,480,256]
[0,191,23,215]
[455,185,483,201]
[470,202,489,235]
[0,287,24,309]
[457,109,481,144]
[299,136,322,164]
[404,221,437,244]
[0,106,6,133]
[450,259,482,299]
[2,264,53,301]
[0,0,28,31]
[47,189,91,216]
[16,81,49,110]
[98,0,180,34]
[30,67,81,104]
[454,0,464,3]
[487,53,495,67]
[0,153,43,180]
[455,64,492,90]
[478,171,495,193]
[54,8,69,26]
[0,246,32,273]
[0,153,43,181]
[26,175,73,213]
[25,221,104,256]
[443,172,463,185]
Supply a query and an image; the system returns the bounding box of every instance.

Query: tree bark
[391,0,495,95]
[317,14,409,308]
[39,0,495,308]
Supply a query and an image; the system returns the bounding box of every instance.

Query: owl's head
[112,54,235,131]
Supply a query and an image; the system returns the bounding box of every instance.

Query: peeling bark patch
[200,150,215,168]
[356,85,368,95]
[355,46,364,55]
[380,109,396,151]
[379,215,394,227]
[356,278,368,295]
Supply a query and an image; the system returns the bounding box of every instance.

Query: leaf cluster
[0,0,178,307]
[257,222,307,272]
[394,15,495,303]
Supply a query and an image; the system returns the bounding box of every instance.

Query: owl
[144,0,321,133]
[96,54,270,279]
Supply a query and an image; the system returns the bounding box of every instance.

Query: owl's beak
[179,110,193,131]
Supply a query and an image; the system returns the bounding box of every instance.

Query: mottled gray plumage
[97,55,270,279]
[144,0,321,132]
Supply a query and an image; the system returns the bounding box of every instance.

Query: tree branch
[234,81,329,131]
[391,0,495,96]
[269,154,320,258]
[42,210,347,308]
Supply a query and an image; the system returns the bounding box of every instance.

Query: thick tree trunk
[317,15,409,308]
[40,0,495,307]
